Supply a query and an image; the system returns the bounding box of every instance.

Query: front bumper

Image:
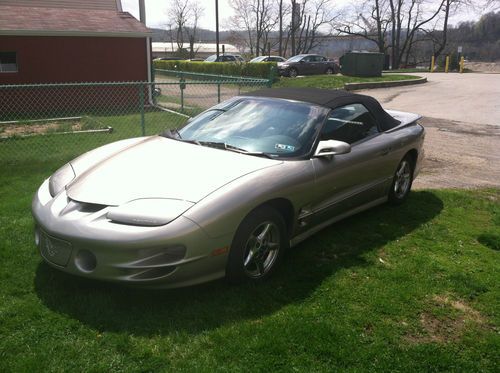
[32,179,233,288]
[277,67,290,76]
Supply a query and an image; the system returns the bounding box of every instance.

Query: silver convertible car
[32,88,425,288]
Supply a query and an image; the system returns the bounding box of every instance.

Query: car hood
[66,136,282,206]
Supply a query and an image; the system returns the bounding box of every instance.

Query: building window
[0,52,18,72]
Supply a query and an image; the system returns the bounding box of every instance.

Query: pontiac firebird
[32,88,425,288]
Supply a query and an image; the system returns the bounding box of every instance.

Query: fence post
[267,66,276,88]
[217,83,221,103]
[430,55,435,73]
[445,55,450,73]
[180,77,186,112]
[139,85,146,136]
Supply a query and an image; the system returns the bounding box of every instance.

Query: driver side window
[321,103,379,144]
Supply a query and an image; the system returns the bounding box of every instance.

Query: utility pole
[291,0,297,56]
[138,0,146,24]
[279,0,283,56]
[215,0,220,59]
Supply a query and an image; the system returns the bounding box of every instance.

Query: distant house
[0,0,152,84]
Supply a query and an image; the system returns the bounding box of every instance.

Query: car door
[299,56,313,75]
[304,103,396,227]
[311,56,325,74]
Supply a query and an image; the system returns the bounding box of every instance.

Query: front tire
[288,68,298,78]
[226,206,288,284]
[388,155,414,204]
[326,67,334,74]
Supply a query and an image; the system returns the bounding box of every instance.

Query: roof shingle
[0,5,150,36]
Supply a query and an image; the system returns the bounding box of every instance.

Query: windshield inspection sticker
[275,143,295,152]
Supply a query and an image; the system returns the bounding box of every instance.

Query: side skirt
[289,196,388,248]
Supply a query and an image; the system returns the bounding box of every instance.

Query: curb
[344,77,427,90]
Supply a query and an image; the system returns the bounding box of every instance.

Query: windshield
[250,56,265,62]
[178,97,328,158]
[286,55,304,63]
[205,55,217,62]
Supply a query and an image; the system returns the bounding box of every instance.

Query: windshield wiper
[161,135,273,158]
[161,129,203,146]
[195,141,273,158]
[225,144,274,158]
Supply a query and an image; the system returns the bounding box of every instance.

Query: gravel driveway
[359,73,500,189]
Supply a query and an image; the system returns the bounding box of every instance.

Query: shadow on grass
[34,191,443,336]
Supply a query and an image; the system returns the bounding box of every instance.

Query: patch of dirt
[465,61,500,73]
[1,120,83,137]
[404,295,488,344]
[413,117,500,189]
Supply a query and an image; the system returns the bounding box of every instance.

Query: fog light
[75,249,97,272]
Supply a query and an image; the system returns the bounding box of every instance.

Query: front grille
[39,231,73,267]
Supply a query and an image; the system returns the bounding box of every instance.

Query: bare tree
[288,0,339,55]
[391,0,447,68]
[228,0,257,55]
[254,0,279,55]
[184,2,204,58]
[336,0,391,53]
[339,0,470,68]
[424,0,471,62]
[167,0,204,57]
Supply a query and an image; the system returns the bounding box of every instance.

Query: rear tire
[388,155,414,205]
[326,68,334,74]
[226,206,288,284]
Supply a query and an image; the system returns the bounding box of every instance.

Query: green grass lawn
[0,75,498,371]
[0,157,498,371]
[275,74,420,89]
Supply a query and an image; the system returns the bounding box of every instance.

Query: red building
[0,0,151,84]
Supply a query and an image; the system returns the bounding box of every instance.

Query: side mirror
[314,140,351,157]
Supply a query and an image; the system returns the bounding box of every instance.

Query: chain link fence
[0,71,270,165]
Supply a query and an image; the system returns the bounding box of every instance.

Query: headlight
[49,163,75,197]
[107,199,194,226]
[279,64,288,68]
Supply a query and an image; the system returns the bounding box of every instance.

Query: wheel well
[405,149,418,171]
[257,198,295,237]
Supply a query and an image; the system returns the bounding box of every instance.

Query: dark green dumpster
[340,52,385,77]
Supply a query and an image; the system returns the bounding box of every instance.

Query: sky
[121,0,494,32]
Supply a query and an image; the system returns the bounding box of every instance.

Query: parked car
[32,88,425,288]
[204,54,245,63]
[249,55,287,63]
[278,54,339,77]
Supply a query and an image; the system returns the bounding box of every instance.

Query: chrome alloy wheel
[243,221,280,278]
[394,160,411,199]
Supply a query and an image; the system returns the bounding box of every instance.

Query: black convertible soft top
[244,87,401,131]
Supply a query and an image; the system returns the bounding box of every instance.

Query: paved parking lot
[359,72,500,127]
[359,73,500,189]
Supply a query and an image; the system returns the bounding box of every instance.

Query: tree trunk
[433,0,450,61]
